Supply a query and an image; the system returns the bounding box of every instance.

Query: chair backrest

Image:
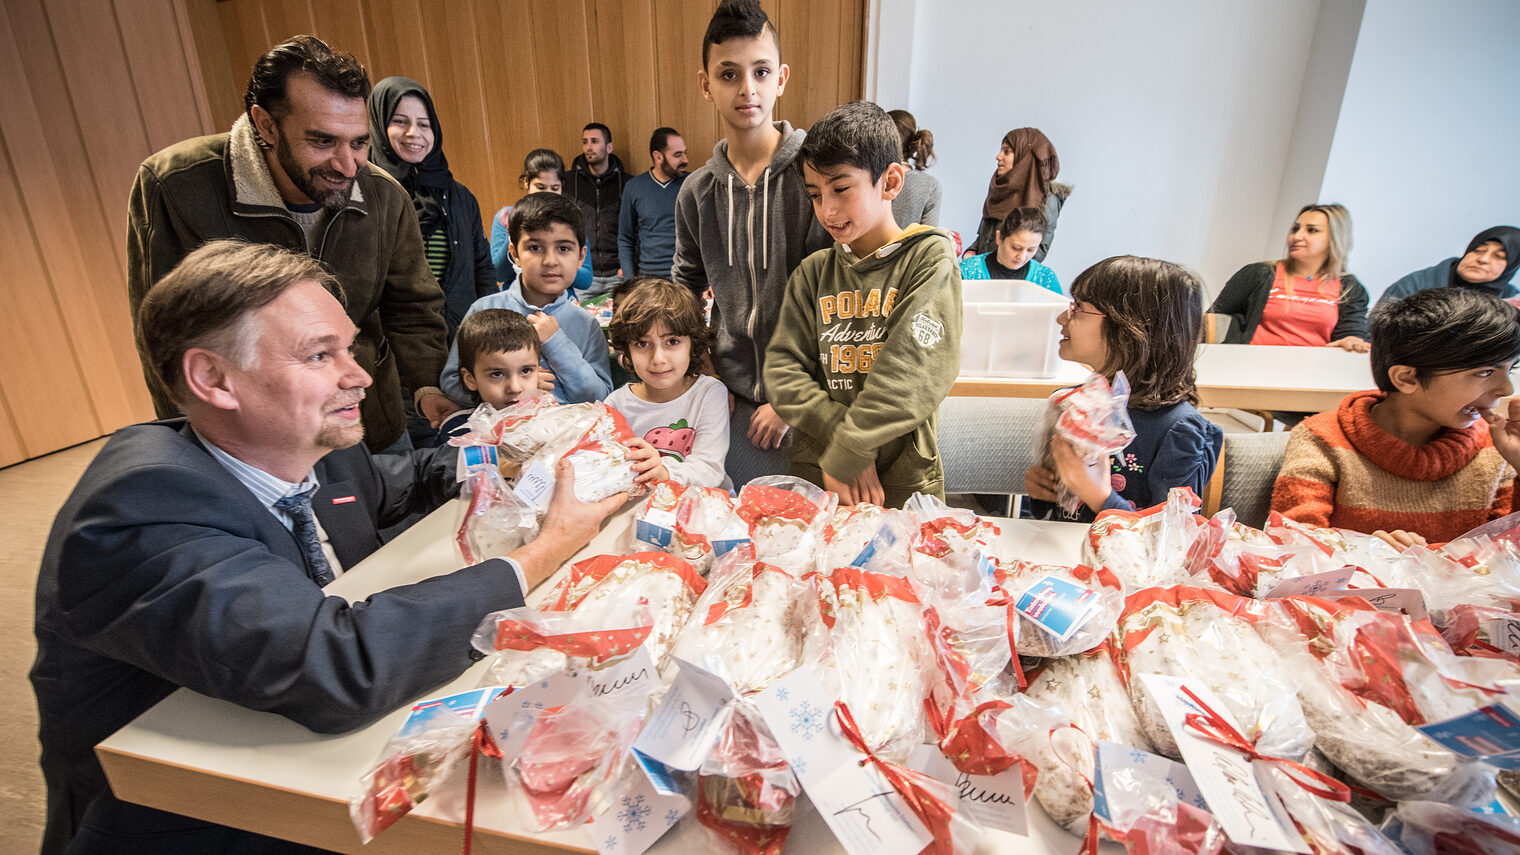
[937,397,1049,495]
[1209,431,1292,528]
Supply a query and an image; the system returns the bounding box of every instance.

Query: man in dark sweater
[567,121,631,295]
[618,127,690,279]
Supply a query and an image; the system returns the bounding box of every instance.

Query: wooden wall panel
[0,0,207,465]
[195,0,863,226]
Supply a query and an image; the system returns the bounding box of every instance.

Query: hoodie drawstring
[726,172,735,267]
[762,167,772,270]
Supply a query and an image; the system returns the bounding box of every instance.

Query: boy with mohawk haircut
[673,0,829,487]
[764,101,962,509]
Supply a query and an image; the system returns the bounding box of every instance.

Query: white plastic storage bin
[959,280,1069,378]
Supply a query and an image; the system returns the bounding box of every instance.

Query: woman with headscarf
[968,128,1059,259]
[368,76,496,339]
[1376,226,1520,308]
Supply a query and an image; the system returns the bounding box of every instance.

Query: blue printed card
[1014,575,1102,642]
[395,687,502,739]
[1416,701,1520,759]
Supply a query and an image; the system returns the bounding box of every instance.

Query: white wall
[898,0,1323,293]
[1317,0,1520,299]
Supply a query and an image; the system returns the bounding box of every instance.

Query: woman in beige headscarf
[968,128,1060,259]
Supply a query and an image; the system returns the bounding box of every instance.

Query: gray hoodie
[672,121,830,403]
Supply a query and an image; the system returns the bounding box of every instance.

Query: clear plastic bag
[671,486,749,574]
[1040,371,1138,516]
[905,492,1002,604]
[995,561,1124,657]
[454,465,539,565]
[818,502,915,576]
[1253,596,1503,804]
[669,544,824,697]
[1380,799,1520,855]
[1094,744,1226,855]
[693,702,801,855]
[471,605,654,688]
[1119,586,1314,761]
[544,552,707,670]
[512,689,644,830]
[812,565,936,763]
[1083,487,1206,591]
[1022,645,1154,833]
[735,476,837,575]
[349,687,504,843]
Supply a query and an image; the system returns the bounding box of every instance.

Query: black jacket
[1210,262,1369,343]
[567,152,631,275]
[31,421,522,854]
[435,179,499,337]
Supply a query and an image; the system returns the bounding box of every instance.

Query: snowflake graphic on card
[618,794,650,832]
[789,701,825,740]
[790,755,808,776]
[665,808,682,827]
[605,834,619,850]
[775,688,790,702]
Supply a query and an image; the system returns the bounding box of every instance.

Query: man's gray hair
[136,239,344,410]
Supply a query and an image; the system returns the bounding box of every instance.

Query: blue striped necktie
[274,487,335,587]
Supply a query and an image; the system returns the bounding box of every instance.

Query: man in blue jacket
[31,240,623,854]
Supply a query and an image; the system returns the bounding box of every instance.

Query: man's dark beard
[275,135,353,211]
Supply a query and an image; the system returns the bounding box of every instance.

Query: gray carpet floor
[2,438,106,854]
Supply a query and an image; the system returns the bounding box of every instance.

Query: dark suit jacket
[31,421,525,854]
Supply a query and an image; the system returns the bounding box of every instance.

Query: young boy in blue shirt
[441,192,612,404]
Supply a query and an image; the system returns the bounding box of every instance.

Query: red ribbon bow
[463,720,505,855]
[1179,686,1349,803]
[832,701,957,855]
[984,588,1027,689]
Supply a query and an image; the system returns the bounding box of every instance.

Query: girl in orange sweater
[1272,287,1520,549]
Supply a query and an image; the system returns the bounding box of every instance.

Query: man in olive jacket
[126,35,452,453]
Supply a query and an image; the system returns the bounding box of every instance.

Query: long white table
[952,343,1371,413]
[96,500,1111,854]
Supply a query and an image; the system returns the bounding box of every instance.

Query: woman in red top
[1210,203,1370,351]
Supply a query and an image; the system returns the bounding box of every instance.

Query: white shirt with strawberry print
[605,374,733,490]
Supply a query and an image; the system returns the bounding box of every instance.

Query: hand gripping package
[1040,371,1137,517]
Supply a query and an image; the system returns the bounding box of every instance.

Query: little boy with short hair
[763,101,962,509]
[673,0,830,487]
[437,308,543,436]
[441,192,612,405]
[1273,287,1520,548]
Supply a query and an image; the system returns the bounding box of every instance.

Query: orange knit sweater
[1271,391,1515,541]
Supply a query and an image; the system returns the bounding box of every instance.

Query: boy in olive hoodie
[673,0,829,487]
[765,102,962,509]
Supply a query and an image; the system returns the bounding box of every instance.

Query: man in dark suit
[30,240,625,854]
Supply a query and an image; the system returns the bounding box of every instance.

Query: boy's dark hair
[1370,288,1520,393]
[997,206,1048,239]
[583,122,612,144]
[1069,255,1204,410]
[608,278,713,379]
[650,127,680,154]
[138,240,342,410]
[456,309,540,374]
[519,148,565,186]
[245,35,369,123]
[799,101,900,184]
[509,191,585,247]
[702,0,780,68]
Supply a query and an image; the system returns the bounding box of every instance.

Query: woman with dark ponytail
[888,109,941,227]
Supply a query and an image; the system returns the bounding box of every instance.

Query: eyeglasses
[1067,301,1105,318]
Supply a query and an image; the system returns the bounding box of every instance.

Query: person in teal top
[959,206,1061,294]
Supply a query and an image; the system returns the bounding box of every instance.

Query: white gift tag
[481,673,582,758]
[1092,740,1207,827]
[632,658,734,771]
[810,760,934,855]
[587,646,659,704]
[909,745,1027,835]
[1324,587,1429,622]
[513,458,555,511]
[1486,617,1520,656]
[1261,566,1354,599]
[751,664,860,790]
[587,765,689,855]
[1137,674,1309,853]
